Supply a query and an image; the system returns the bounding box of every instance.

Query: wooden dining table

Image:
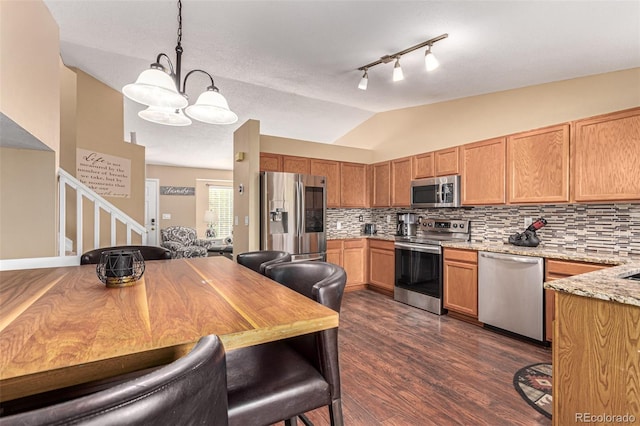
[0,256,339,403]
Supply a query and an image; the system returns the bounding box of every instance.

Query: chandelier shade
[138,106,192,126]
[123,68,188,109]
[185,89,238,125]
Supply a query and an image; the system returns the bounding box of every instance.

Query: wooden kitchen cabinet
[391,156,412,207]
[434,147,459,176]
[412,152,434,179]
[443,248,478,318]
[340,162,367,207]
[412,147,460,179]
[368,239,395,296]
[343,239,367,291]
[326,239,366,291]
[310,159,340,208]
[507,124,570,204]
[460,137,506,205]
[572,107,640,202]
[544,259,612,342]
[282,155,310,174]
[326,240,343,267]
[372,161,391,207]
[259,153,282,172]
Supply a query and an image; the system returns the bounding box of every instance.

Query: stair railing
[58,168,147,256]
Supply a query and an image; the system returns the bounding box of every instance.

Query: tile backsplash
[327,203,640,258]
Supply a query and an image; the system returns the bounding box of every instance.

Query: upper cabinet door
[573,108,640,202]
[460,137,506,205]
[434,147,459,176]
[507,124,570,204]
[260,153,282,172]
[412,152,435,179]
[340,162,367,208]
[372,161,391,207]
[282,155,310,174]
[391,156,412,207]
[310,159,340,208]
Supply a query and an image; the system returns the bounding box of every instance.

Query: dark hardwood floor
[304,290,552,425]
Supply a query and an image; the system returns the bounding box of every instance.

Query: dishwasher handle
[479,252,540,264]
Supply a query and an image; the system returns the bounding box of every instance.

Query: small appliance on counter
[508,218,547,247]
[397,213,417,237]
[364,223,377,235]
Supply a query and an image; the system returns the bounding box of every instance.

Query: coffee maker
[397,213,417,237]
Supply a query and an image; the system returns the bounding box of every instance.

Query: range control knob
[453,223,458,228]
[460,223,465,228]
[428,222,433,227]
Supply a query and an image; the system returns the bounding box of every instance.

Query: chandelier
[123,0,237,126]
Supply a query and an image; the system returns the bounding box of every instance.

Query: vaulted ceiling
[44,0,640,170]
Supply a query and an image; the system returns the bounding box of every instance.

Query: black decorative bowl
[96,249,145,288]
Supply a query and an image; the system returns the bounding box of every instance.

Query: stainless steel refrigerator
[260,171,326,261]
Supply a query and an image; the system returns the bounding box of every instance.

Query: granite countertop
[327,233,397,241]
[441,241,640,308]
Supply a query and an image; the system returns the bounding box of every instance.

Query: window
[207,185,233,238]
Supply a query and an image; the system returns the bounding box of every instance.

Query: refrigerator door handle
[298,180,305,236]
[296,181,304,237]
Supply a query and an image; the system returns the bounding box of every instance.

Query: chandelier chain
[177,0,182,46]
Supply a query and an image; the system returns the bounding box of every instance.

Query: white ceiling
[44,0,640,170]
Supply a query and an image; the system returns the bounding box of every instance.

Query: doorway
[145,179,160,246]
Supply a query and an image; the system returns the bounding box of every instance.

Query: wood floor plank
[302,290,552,426]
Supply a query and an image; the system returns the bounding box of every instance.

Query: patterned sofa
[160,226,216,258]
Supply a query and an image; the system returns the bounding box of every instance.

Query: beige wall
[233,120,261,256]
[0,1,59,259]
[0,0,60,156]
[0,148,57,259]
[58,68,146,251]
[260,135,374,163]
[73,69,146,224]
[146,165,233,238]
[336,68,640,162]
[60,64,77,173]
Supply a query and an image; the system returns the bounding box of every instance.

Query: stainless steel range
[394,219,470,314]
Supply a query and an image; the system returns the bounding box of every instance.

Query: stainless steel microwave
[410,175,461,208]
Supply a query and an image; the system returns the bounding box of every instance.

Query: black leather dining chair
[226,261,347,426]
[0,335,228,426]
[80,245,172,265]
[236,250,291,275]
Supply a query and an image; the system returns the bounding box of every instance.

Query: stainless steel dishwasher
[478,251,544,341]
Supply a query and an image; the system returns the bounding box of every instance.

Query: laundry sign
[76,149,131,198]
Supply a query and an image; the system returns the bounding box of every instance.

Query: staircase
[0,169,146,271]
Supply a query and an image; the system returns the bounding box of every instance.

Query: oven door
[394,242,443,314]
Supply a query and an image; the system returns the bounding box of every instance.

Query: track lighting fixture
[123,0,238,126]
[356,33,448,90]
[358,69,369,90]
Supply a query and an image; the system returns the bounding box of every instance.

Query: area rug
[513,363,552,419]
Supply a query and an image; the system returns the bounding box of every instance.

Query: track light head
[358,69,369,90]
[425,45,440,71]
[392,57,404,82]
